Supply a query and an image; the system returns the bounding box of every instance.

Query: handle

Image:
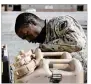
[43,59,72,76]
[35,48,72,66]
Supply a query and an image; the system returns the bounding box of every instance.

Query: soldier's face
[17,24,39,42]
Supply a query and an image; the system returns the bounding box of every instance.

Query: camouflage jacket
[39,15,86,53]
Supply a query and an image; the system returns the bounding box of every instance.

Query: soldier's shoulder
[48,15,71,23]
[49,16,64,21]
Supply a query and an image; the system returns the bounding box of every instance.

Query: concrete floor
[1,11,87,63]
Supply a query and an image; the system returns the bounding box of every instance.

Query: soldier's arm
[39,28,85,52]
[39,40,82,53]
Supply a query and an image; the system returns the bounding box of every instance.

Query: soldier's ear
[29,19,36,25]
[61,21,68,29]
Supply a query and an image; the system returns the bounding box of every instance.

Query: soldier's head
[15,12,45,43]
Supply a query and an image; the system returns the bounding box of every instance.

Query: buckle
[50,70,62,83]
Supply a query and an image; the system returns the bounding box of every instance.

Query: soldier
[15,12,87,82]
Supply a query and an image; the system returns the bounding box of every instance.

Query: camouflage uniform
[39,15,87,82]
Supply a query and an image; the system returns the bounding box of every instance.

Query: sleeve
[39,38,82,53]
